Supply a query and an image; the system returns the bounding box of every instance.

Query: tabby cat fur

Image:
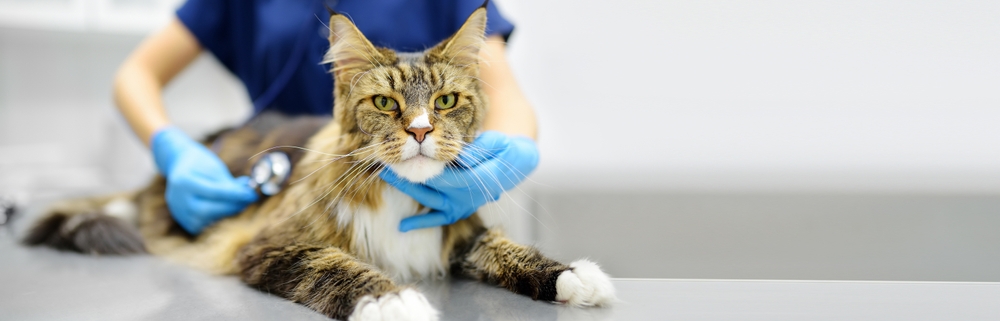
[23,4,616,320]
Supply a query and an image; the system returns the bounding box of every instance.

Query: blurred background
[1,0,999,281]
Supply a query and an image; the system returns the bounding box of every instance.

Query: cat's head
[323,5,489,183]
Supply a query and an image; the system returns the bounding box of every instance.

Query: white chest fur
[336,186,444,282]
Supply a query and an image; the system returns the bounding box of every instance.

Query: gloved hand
[380,131,539,232]
[151,127,258,235]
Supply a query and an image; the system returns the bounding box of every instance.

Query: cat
[22,4,615,320]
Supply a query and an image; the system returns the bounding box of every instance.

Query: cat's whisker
[299,151,382,229]
[449,75,494,91]
[311,152,381,210]
[454,152,535,231]
[351,142,389,163]
[453,155,513,228]
[348,69,375,97]
[350,162,385,208]
[339,158,384,207]
[456,145,541,198]
[455,141,554,189]
[347,162,386,210]
[454,147,555,234]
[291,159,341,184]
[330,152,380,194]
[274,151,381,227]
[453,155,508,227]
[290,142,386,186]
[274,175,343,227]
[321,152,382,210]
[321,172,377,226]
[248,145,367,161]
[275,164,358,226]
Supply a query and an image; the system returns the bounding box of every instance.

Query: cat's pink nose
[407,126,432,143]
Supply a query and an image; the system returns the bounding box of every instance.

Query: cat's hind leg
[454,229,616,307]
[22,193,146,255]
[237,239,438,321]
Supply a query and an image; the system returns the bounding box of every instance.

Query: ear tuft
[324,4,336,17]
[323,14,382,79]
[427,6,488,68]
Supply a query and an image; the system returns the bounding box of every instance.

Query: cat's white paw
[555,259,617,307]
[348,288,439,321]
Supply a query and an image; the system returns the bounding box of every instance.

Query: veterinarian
[113,0,538,234]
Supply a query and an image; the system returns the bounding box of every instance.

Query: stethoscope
[243,2,338,196]
[248,151,292,196]
[240,16,307,196]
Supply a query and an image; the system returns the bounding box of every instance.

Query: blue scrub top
[176,0,515,116]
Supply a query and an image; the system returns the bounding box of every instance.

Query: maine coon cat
[23,4,615,320]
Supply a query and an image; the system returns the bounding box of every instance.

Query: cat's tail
[22,193,147,255]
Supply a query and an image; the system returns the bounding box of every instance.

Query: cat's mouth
[388,153,446,183]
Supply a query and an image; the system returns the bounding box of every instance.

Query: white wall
[498,0,1000,193]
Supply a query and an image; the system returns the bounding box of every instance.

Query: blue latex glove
[151,127,258,234]
[380,131,539,232]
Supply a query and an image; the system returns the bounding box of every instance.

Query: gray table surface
[2,229,999,321]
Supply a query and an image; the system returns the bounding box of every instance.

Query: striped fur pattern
[23,3,615,320]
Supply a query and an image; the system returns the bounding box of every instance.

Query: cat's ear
[426,3,488,68]
[323,13,385,80]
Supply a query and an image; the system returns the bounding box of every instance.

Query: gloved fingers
[165,191,247,234]
[468,159,517,201]
[164,193,207,235]
[185,175,259,203]
[427,159,515,198]
[480,136,538,182]
[434,135,538,189]
[508,136,541,172]
[151,127,202,174]
[399,211,456,232]
[188,196,253,220]
[379,169,449,210]
[453,131,509,168]
[232,176,253,187]
[173,212,209,235]
[477,137,539,193]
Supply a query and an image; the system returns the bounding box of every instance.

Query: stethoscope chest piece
[248,152,292,196]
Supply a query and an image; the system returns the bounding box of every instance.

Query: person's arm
[114,18,202,146]
[113,18,258,235]
[478,35,538,140]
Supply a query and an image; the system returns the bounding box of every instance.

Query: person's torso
[243,0,476,116]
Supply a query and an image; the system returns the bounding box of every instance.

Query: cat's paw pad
[555,259,616,307]
[349,288,439,321]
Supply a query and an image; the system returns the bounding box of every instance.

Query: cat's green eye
[372,95,397,111]
[435,94,457,110]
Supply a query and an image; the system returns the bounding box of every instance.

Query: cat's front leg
[454,229,616,307]
[237,240,438,320]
